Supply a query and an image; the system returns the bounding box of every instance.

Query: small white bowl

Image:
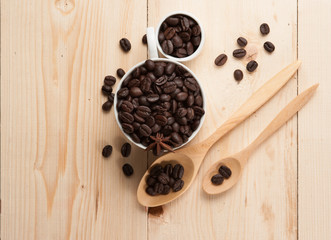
[155,11,205,62]
[114,59,206,150]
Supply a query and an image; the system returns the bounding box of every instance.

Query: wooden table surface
[1,0,330,239]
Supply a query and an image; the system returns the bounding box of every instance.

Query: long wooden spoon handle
[244,84,318,155]
[202,60,302,148]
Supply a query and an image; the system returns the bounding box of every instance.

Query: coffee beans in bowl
[115,59,205,154]
[157,13,204,60]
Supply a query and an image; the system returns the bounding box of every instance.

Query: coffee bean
[165,63,176,75]
[145,60,155,71]
[191,36,201,47]
[134,113,145,123]
[147,175,157,186]
[176,48,187,58]
[147,94,160,103]
[192,25,201,36]
[162,184,171,195]
[171,132,183,145]
[121,142,131,157]
[172,35,183,48]
[161,22,168,31]
[194,95,203,106]
[142,34,147,44]
[102,101,112,111]
[169,177,175,187]
[233,49,246,58]
[260,23,270,35]
[155,115,168,126]
[176,107,187,117]
[119,112,134,123]
[166,17,179,26]
[154,65,165,78]
[160,94,171,102]
[164,164,173,176]
[158,173,170,184]
[191,120,200,131]
[129,87,143,97]
[102,145,112,158]
[161,40,174,55]
[150,164,163,176]
[211,174,224,185]
[264,41,275,53]
[173,179,184,192]
[163,81,177,94]
[158,32,165,43]
[104,75,116,86]
[102,85,112,96]
[119,38,131,52]
[234,69,243,81]
[184,78,197,92]
[118,88,129,98]
[179,32,191,42]
[237,37,248,47]
[181,17,190,31]
[122,163,134,176]
[186,42,194,55]
[108,93,115,103]
[121,100,134,113]
[155,75,168,86]
[146,187,156,196]
[122,123,134,134]
[154,182,164,194]
[164,27,176,40]
[246,60,258,72]
[136,106,151,118]
[139,124,152,137]
[215,54,228,66]
[219,165,232,179]
[176,92,188,101]
[116,68,125,78]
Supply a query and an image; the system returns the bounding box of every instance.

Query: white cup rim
[155,11,205,62]
[114,58,206,150]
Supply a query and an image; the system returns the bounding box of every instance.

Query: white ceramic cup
[114,29,206,150]
[151,11,205,62]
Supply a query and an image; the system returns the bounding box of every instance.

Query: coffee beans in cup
[116,60,205,152]
[158,14,202,58]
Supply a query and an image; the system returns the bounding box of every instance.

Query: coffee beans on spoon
[159,14,202,58]
[211,165,232,185]
[116,60,205,151]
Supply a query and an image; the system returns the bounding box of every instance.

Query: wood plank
[147,0,298,239]
[1,0,148,239]
[298,0,331,239]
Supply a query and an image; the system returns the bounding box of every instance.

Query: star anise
[145,133,174,156]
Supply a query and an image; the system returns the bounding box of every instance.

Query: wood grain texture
[147,0,297,239]
[1,0,148,239]
[298,0,331,239]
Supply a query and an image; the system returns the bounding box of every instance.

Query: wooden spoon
[137,61,301,207]
[202,84,318,195]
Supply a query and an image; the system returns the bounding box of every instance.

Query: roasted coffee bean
[121,100,134,113]
[161,22,168,31]
[211,174,224,185]
[102,145,112,158]
[104,75,116,86]
[166,17,179,26]
[234,69,243,81]
[163,81,177,94]
[174,77,183,88]
[186,42,194,55]
[155,115,168,126]
[161,102,171,111]
[170,88,181,98]
[192,25,201,36]
[181,17,190,31]
[246,60,258,72]
[130,87,143,97]
[146,187,156,196]
[176,108,187,117]
[132,122,140,130]
[119,38,131,52]
[164,27,176,40]
[237,37,248,47]
[147,94,160,103]
[121,142,131,157]
[118,87,129,98]
[145,116,155,127]
[132,67,141,78]
[161,40,174,55]
[151,123,161,133]
[158,32,165,43]
[260,23,270,35]
[186,95,194,106]
[176,116,187,126]
[132,98,139,108]
[176,48,187,58]
[142,34,147,44]
[154,182,164,194]
[165,63,176,75]
[176,92,188,102]
[233,49,247,58]
[136,106,151,118]
[127,78,140,88]
[162,125,172,136]
[140,78,152,93]
[134,113,145,123]
[147,175,157,186]
[264,41,275,53]
[158,173,170,184]
[160,94,171,102]
[102,85,112,96]
[191,120,200,131]
[116,68,125,78]
[191,36,201,47]
[155,75,168,86]
[145,60,155,71]
[108,93,115,103]
[131,133,140,143]
[173,179,184,192]
[167,116,175,125]
[171,132,183,145]
[138,96,150,106]
[179,32,191,42]
[193,106,205,116]
[219,165,232,179]
[154,64,165,78]
[168,72,176,81]
[122,163,134,176]
[119,112,134,123]
[186,108,194,120]
[150,164,163,176]
[184,78,197,92]
[164,164,173,176]
[194,95,203,106]
[139,124,152,137]
[102,101,112,111]
[172,35,183,48]
[122,123,134,134]
[214,54,228,66]
[169,177,175,187]
[171,122,180,132]
[162,184,171,195]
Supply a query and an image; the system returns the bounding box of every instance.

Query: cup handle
[147,27,159,59]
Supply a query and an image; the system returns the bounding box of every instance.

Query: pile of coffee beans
[102,75,116,112]
[158,14,202,58]
[116,59,205,149]
[214,23,275,81]
[211,165,232,185]
[145,163,185,196]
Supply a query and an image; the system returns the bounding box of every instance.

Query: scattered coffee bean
[122,163,134,176]
[246,60,258,72]
[121,142,131,157]
[142,34,147,44]
[104,75,116,87]
[237,37,248,47]
[219,165,232,179]
[102,85,113,96]
[119,38,131,52]
[102,100,113,111]
[214,54,228,66]
[260,23,270,35]
[159,14,202,58]
[211,174,224,185]
[233,49,246,58]
[102,145,113,158]
[234,69,243,81]
[117,68,125,78]
[263,41,275,53]
[116,60,204,149]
